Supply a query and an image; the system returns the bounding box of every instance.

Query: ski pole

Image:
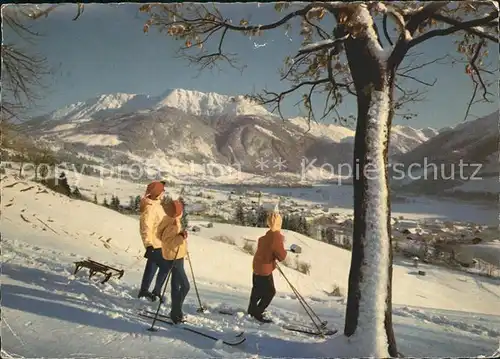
[186,250,206,312]
[148,246,180,332]
[285,269,327,328]
[276,263,320,325]
[286,272,326,327]
[276,263,325,332]
[277,264,322,333]
[276,259,326,327]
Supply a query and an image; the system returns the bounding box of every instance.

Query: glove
[144,246,154,258]
[181,230,188,239]
[290,244,299,253]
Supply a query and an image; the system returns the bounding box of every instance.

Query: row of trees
[233,202,312,236]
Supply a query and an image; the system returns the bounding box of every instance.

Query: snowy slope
[288,117,356,142]
[390,125,440,155]
[2,173,500,358]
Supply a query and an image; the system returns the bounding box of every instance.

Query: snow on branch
[296,35,349,56]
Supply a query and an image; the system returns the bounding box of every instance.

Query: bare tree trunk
[342,34,397,357]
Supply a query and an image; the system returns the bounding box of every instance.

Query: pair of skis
[138,310,246,346]
[217,308,338,337]
[138,306,337,346]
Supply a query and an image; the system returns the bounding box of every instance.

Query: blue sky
[5,3,497,129]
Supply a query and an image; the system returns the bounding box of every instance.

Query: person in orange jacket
[247,210,288,323]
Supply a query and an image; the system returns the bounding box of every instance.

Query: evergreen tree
[234,202,245,225]
[113,195,121,210]
[58,172,71,197]
[72,187,82,199]
[296,216,306,235]
[103,197,109,207]
[93,193,98,204]
[246,209,258,227]
[299,216,311,236]
[178,196,189,229]
[282,214,289,230]
[134,195,141,211]
[325,227,336,245]
[288,215,300,232]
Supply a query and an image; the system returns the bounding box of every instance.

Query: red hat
[145,181,164,200]
[164,199,183,218]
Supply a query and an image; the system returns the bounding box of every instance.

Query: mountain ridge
[20,88,442,184]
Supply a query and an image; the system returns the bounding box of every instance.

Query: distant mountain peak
[155,88,274,118]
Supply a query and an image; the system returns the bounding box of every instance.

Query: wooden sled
[73,259,124,284]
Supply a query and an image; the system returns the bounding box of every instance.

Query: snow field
[2,173,500,358]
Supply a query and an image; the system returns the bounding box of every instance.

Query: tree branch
[382,14,394,46]
[2,4,85,121]
[430,12,498,42]
[295,34,349,57]
[408,10,499,48]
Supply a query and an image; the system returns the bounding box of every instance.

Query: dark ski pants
[160,258,191,320]
[248,273,276,317]
[140,248,169,295]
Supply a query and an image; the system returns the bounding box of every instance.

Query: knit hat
[145,181,165,200]
[164,199,183,218]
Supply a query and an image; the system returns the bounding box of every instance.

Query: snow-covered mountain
[42,93,159,123]
[155,88,273,118]
[35,89,276,124]
[20,89,439,183]
[392,111,498,201]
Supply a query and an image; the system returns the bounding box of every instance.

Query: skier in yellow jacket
[158,199,190,324]
[138,181,170,301]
